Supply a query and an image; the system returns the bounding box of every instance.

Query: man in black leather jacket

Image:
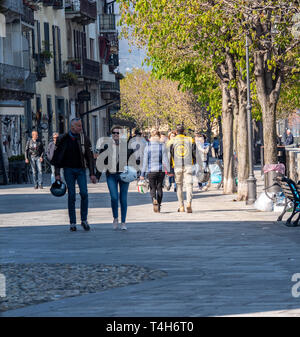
[51,118,96,232]
[25,130,44,189]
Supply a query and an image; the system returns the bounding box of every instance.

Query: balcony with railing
[102,32,119,53]
[21,5,34,26]
[35,59,47,81]
[55,58,101,87]
[41,0,64,9]
[1,0,24,15]
[100,80,120,101]
[0,63,36,100]
[99,14,116,32]
[65,0,97,25]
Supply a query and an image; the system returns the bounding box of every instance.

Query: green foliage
[8,154,25,162]
[118,68,214,130]
[118,0,299,113]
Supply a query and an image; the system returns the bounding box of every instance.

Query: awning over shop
[0,101,24,115]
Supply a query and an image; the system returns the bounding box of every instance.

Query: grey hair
[70,118,81,127]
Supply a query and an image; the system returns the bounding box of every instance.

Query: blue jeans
[30,156,43,187]
[51,166,63,184]
[64,168,88,225]
[51,165,55,184]
[106,173,129,223]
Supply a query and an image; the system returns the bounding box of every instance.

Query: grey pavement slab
[1,172,300,317]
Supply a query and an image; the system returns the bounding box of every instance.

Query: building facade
[0,0,36,183]
[0,0,120,183]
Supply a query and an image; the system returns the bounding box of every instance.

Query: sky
[115,4,150,75]
[118,37,149,75]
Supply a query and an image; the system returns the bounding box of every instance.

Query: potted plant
[66,58,81,70]
[61,72,78,85]
[8,154,25,162]
[40,41,53,62]
[40,51,53,63]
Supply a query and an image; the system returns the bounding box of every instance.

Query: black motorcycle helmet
[50,180,67,197]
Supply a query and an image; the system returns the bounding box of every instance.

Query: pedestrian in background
[212,136,220,159]
[160,133,168,144]
[140,130,171,213]
[166,130,177,192]
[130,129,147,179]
[283,129,294,146]
[195,132,210,192]
[51,118,97,232]
[46,132,59,184]
[25,130,44,189]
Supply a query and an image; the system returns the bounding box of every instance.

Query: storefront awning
[0,101,24,115]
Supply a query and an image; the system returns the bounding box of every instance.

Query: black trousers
[148,172,165,205]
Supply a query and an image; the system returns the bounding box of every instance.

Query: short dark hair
[135,131,142,136]
[176,124,185,133]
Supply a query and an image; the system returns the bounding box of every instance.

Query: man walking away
[46,132,59,184]
[195,133,210,191]
[25,130,44,189]
[169,124,196,213]
[212,137,220,159]
[51,118,97,232]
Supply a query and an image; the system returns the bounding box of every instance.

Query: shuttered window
[52,25,57,80]
[44,22,50,52]
[52,25,62,81]
[82,32,87,59]
[57,26,62,75]
[37,21,41,53]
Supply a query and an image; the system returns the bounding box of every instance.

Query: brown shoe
[153,199,159,213]
[178,206,185,212]
[186,203,192,213]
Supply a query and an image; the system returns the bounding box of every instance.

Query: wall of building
[32,5,69,146]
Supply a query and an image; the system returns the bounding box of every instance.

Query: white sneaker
[113,218,118,230]
[121,223,127,230]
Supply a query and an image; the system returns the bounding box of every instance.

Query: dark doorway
[56,97,65,135]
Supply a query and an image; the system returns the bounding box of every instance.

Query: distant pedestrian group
[26,120,220,232]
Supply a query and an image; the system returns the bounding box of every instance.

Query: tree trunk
[233,108,239,154]
[221,82,236,194]
[236,77,249,201]
[261,104,277,164]
[254,50,282,165]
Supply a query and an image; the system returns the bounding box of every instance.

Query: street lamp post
[245,35,257,205]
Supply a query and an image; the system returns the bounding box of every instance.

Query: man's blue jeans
[30,156,43,187]
[64,168,88,225]
[106,173,129,223]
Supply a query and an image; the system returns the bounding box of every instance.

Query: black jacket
[51,132,95,176]
[96,140,134,177]
[25,138,44,160]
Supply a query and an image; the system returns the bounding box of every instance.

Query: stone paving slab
[1,172,300,317]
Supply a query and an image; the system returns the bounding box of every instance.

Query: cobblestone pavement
[0,263,167,312]
[1,170,300,317]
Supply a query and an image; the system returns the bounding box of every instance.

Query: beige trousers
[174,166,193,206]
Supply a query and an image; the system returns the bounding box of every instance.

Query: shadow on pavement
[1,220,300,317]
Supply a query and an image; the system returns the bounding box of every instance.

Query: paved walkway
[1,171,300,317]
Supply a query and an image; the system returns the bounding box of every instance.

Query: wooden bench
[274,176,300,227]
